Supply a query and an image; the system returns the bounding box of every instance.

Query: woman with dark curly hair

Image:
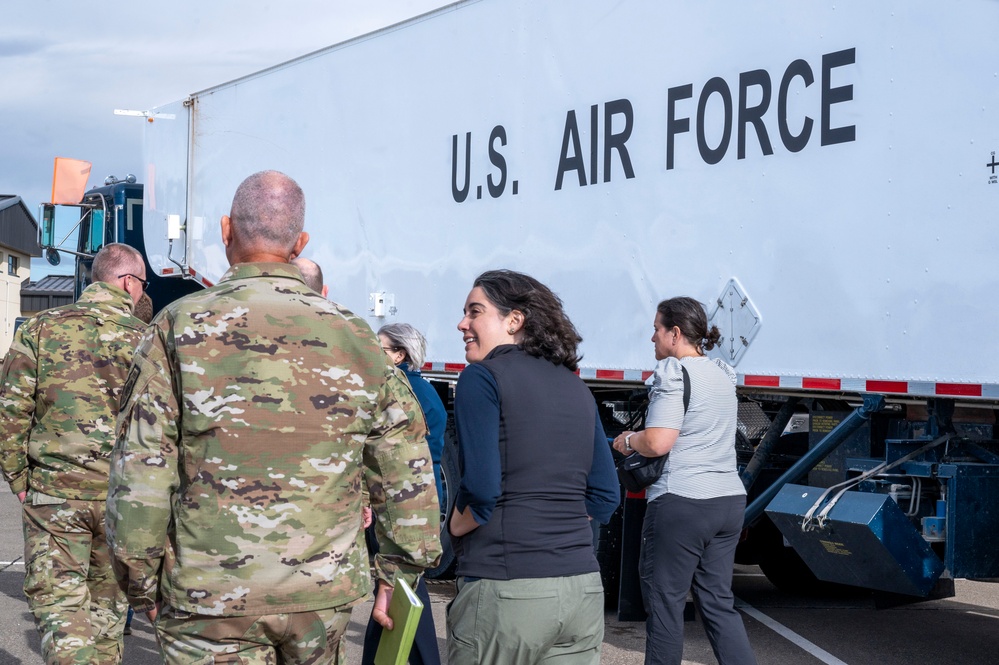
[612,297,757,665]
[446,269,619,665]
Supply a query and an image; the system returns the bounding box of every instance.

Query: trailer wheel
[425,420,459,580]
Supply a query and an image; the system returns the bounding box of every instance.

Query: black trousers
[361,524,442,665]
[639,493,758,665]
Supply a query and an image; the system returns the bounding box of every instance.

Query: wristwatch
[624,432,634,453]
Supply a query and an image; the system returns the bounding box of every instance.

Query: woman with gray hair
[362,322,446,665]
[375,322,445,502]
[378,323,428,374]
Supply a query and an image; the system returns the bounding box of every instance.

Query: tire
[425,419,459,580]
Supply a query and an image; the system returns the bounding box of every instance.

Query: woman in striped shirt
[613,297,757,665]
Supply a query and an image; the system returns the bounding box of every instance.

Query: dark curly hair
[656,296,721,352]
[473,269,583,370]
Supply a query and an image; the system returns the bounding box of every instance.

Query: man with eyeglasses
[0,242,148,665]
[117,271,149,294]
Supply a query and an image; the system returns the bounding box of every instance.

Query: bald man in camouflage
[0,243,148,664]
[291,256,328,298]
[106,170,441,664]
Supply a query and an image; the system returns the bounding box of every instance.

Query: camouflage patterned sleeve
[0,321,39,495]
[363,367,442,588]
[105,323,180,611]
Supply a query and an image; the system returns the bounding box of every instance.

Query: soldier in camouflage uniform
[0,243,148,665]
[106,170,441,664]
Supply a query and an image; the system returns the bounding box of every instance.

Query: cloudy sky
[1,0,450,274]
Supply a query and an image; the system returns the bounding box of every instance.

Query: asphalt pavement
[0,490,648,664]
[4,487,999,664]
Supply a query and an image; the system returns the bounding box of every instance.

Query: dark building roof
[0,196,42,258]
[22,274,75,295]
[21,274,75,313]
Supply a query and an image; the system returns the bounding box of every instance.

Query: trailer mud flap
[617,490,647,621]
[765,484,945,597]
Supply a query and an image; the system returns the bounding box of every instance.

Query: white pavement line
[967,611,999,621]
[736,597,849,665]
[0,561,25,567]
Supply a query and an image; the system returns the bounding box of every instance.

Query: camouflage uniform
[106,263,441,664]
[0,281,145,665]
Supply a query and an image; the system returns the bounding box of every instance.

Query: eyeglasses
[118,273,150,290]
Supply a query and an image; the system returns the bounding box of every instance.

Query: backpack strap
[681,365,691,414]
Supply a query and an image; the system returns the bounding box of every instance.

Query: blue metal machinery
[766,483,945,596]
[744,394,885,525]
[845,435,999,583]
[749,394,999,597]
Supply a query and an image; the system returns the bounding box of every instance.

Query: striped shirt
[645,355,746,501]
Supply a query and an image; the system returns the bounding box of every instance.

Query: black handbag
[616,366,690,492]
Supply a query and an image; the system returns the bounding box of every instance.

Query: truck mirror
[39,204,56,248]
[45,248,61,266]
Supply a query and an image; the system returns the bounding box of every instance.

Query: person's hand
[372,581,394,630]
[362,506,372,529]
[612,431,635,455]
[16,490,26,504]
[146,603,159,623]
[448,506,481,538]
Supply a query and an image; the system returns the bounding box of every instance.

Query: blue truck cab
[40,178,203,315]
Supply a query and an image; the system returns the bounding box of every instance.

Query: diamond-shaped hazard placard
[707,278,760,366]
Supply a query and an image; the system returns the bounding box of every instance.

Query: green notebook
[374,576,424,665]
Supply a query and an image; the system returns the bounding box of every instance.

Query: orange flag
[50,157,92,204]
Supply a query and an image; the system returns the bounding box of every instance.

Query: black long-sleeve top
[453,345,619,580]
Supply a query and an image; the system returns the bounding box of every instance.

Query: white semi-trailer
[41,0,999,612]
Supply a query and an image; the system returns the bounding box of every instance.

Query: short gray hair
[377,322,428,369]
[229,170,305,252]
[91,243,144,283]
